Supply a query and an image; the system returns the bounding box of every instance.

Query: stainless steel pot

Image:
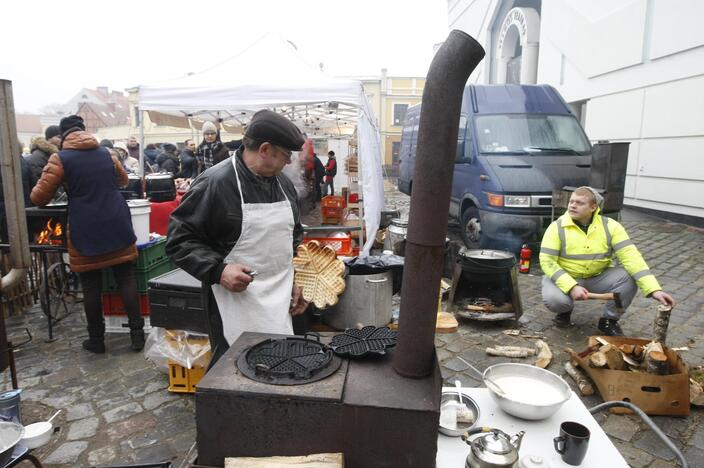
[324,270,392,330]
[462,359,571,420]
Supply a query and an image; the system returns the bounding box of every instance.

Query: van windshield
[475,114,591,154]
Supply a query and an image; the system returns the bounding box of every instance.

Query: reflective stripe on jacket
[539,210,661,296]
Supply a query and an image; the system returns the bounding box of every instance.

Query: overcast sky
[0,0,448,113]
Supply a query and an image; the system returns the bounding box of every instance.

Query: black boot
[598,317,623,336]
[553,312,573,328]
[130,329,145,352]
[82,338,105,354]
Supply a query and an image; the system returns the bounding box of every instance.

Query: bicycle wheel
[41,262,71,320]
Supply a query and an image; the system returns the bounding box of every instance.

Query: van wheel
[460,206,482,249]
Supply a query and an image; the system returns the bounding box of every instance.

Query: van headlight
[504,195,531,208]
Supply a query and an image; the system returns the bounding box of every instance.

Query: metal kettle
[462,427,525,468]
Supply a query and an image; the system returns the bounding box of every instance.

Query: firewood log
[646,350,668,375]
[603,345,626,370]
[589,351,607,368]
[534,340,552,368]
[653,305,673,344]
[564,362,594,395]
[486,346,535,358]
[619,344,636,355]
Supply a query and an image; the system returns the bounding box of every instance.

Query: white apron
[211,156,295,345]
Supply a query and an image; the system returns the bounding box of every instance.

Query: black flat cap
[245,110,305,151]
[45,125,61,140]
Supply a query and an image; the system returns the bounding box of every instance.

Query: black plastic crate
[148,269,208,334]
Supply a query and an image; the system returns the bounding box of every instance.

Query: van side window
[455,114,472,163]
[409,115,420,159]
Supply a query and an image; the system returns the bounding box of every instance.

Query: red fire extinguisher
[519,244,532,274]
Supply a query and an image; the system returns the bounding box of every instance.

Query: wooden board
[388,312,458,334]
[226,453,344,467]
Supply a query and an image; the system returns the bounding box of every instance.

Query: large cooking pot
[324,270,392,330]
[458,248,515,272]
[462,360,571,420]
[121,174,144,200]
[0,421,24,466]
[145,173,176,202]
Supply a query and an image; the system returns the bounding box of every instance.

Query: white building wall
[449,0,704,220]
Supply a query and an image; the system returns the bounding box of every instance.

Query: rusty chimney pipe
[393,31,484,378]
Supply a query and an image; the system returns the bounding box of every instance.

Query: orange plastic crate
[303,235,352,256]
[322,195,346,209]
[101,293,150,316]
[168,361,208,393]
[321,206,343,219]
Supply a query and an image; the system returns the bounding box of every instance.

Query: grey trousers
[542,267,638,320]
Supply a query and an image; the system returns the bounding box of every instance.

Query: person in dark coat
[312,153,325,202]
[26,125,61,185]
[156,143,180,175]
[196,121,230,173]
[30,115,145,354]
[178,139,198,179]
[143,144,159,173]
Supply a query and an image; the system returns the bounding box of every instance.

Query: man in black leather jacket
[166,110,308,364]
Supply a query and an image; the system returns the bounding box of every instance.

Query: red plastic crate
[303,235,352,256]
[322,195,346,209]
[321,206,344,219]
[101,293,150,316]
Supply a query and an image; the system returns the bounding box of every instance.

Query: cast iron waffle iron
[237,333,342,385]
[329,325,397,357]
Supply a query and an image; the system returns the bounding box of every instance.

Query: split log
[619,344,636,355]
[486,346,535,358]
[653,305,673,344]
[534,340,553,368]
[589,351,607,368]
[633,345,644,359]
[465,303,513,313]
[564,362,594,395]
[603,345,626,371]
[646,351,668,375]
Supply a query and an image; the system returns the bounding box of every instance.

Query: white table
[436,388,628,467]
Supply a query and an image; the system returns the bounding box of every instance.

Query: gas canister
[519,244,532,274]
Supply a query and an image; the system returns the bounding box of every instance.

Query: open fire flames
[35,219,63,245]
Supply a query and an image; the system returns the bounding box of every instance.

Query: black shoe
[130,330,145,352]
[598,318,623,336]
[82,338,106,354]
[553,312,573,328]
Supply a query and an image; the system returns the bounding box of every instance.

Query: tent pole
[357,135,364,251]
[139,109,145,178]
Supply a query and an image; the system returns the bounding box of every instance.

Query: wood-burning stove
[195,332,441,467]
[448,248,523,321]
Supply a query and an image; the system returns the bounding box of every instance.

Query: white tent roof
[138,34,383,254]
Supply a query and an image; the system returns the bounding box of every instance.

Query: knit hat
[44,125,61,140]
[59,115,85,137]
[244,110,305,151]
[99,139,114,148]
[577,186,604,209]
[202,121,218,134]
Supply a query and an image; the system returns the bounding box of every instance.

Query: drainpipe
[393,31,485,378]
[0,80,31,291]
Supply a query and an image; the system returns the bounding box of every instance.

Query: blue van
[398,84,592,250]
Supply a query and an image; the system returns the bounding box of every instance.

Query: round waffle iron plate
[329,325,397,358]
[238,336,342,385]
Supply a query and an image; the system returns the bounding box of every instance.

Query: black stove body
[196,332,441,467]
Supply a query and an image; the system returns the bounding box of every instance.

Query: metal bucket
[324,270,393,330]
[387,218,408,256]
[0,390,22,424]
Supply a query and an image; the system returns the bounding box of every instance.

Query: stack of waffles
[293,240,346,308]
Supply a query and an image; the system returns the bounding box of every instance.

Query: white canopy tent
[138,34,383,254]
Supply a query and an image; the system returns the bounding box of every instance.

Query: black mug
[554,421,590,465]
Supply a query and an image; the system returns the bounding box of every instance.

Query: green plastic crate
[135,237,168,269]
[102,257,176,293]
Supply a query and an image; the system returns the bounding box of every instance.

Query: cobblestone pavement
[1,181,702,467]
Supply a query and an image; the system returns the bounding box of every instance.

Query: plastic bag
[145,327,211,370]
[344,254,405,275]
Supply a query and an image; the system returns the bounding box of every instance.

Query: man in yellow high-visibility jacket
[540,186,675,336]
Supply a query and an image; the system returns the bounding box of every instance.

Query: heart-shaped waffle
[293,240,346,308]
